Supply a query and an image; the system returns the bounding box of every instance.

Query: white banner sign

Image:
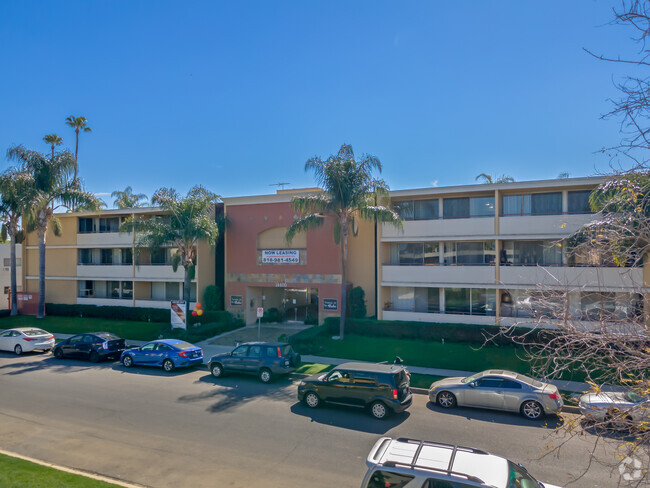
[262,250,299,264]
[171,300,187,329]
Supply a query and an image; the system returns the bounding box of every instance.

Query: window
[156,343,172,351]
[394,200,414,219]
[443,241,494,265]
[365,470,414,488]
[101,249,113,265]
[531,192,561,215]
[3,258,21,267]
[165,282,180,300]
[443,197,469,219]
[264,346,277,357]
[568,190,592,214]
[502,192,562,216]
[249,345,261,357]
[122,248,133,265]
[78,280,94,297]
[393,243,439,265]
[500,379,523,390]
[474,377,502,388]
[140,343,156,351]
[99,217,120,233]
[109,281,120,298]
[232,346,249,357]
[151,248,167,265]
[352,373,377,385]
[510,240,563,266]
[3,286,9,295]
[415,199,439,219]
[471,289,496,316]
[78,249,93,265]
[445,288,470,314]
[78,217,94,233]
[444,197,494,218]
[121,281,133,299]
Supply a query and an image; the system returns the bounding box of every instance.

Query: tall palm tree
[123,186,221,321]
[475,173,515,184]
[7,146,100,318]
[64,115,91,179]
[0,167,34,316]
[286,144,401,339]
[43,134,63,160]
[112,186,148,208]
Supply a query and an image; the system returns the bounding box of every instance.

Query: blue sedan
[121,339,203,372]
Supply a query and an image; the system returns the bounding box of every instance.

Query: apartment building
[22,208,215,309]
[378,177,646,326]
[1,243,22,310]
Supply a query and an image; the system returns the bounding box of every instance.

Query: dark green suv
[297,362,412,419]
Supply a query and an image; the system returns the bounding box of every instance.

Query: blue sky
[0,1,636,204]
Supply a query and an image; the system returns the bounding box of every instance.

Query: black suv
[208,342,301,383]
[297,361,412,419]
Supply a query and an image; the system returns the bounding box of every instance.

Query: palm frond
[285,213,325,244]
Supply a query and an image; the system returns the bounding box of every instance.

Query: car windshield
[280,345,294,356]
[506,461,541,488]
[515,374,544,388]
[461,374,481,384]
[23,329,48,336]
[173,342,195,350]
[624,391,648,403]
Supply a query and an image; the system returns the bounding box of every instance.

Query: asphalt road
[0,351,635,488]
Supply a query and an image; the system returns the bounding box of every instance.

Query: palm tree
[64,115,91,179]
[286,144,401,339]
[0,167,34,316]
[111,186,148,208]
[43,134,63,160]
[475,173,515,184]
[7,146,100,318]
[123,186,221,321]
[557,172,570,179]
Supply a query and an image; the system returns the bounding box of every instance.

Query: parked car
[298,361,412,419]
[428,369,563,420]
[361,437,563,488]
[208,341,301,383]
[52,332,126,362]
[121,339,203,372]
[579,390,650,428]
[0,328,55,355]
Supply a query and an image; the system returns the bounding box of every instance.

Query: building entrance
[248,286,319,325]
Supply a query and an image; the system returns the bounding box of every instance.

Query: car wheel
[520,400,544,420]
[211,363,224,378]
[436,391,457,408]
[304,392,320,408]
[259,368,273,383]
[605,410,634,431]
[370,401,389,420]
[163,359,175,373]
[122,355,134,368]
[89,351,100,363]
[14,344,22,356]
[53,348,63,359]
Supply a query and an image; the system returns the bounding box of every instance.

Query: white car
[0,328,55,355]
[361,437,563,488]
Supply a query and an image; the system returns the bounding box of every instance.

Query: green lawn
[0,316,165,341]
[0,453,124,488]
[295,334,533,375]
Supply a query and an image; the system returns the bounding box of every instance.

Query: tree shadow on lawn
[0,352,118,375]
[176,374,298,413]
[425,401,565,430]
[290,402,410,434]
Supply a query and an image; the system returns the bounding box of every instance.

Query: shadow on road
[425,401,565,430]
[290,402,410,434]
[0,353,118,375]
[113,363,205,377]
[176,374,297,413]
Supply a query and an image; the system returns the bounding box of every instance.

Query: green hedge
[289,323,331,346]
[164,318,244,342]
[319,317,541,345]
[45,303,169,323]
[188,310,229,326]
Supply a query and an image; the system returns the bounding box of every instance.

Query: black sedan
[53,332,126,363]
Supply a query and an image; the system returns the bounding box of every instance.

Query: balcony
[77,265,133,279]
[499,213,595,238]
[499,265,643,291]
[382,264,496,286]
[382,309,496,325]
[134,265,186,280]
[381,218,495,241]
[77,232,133,247]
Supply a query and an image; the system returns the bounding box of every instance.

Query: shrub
[347,286,366,318]
[261,307,283,323]
[164,317,244,342]
[321,317,543,346]
[188,310,229,326]
[0,309,10,319]
[203,285,223,311]
[45,303,169,323]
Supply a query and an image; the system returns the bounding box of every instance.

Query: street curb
[0,448,150,488]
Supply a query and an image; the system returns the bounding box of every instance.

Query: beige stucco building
[1,243,22,310]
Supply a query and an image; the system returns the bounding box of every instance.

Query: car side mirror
[469,382,476,388]
[230,352,233,356]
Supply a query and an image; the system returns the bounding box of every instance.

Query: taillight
[23,338,38,342]
[178,351,189,358]
[549,392,559,400]
[277,347,281,357]
[48,335,54,340]
[392,389,398,400]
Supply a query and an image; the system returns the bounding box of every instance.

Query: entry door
[284,288,308,321]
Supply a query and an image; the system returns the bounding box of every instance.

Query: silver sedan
[428,369,563,420]
[579,390,649,427]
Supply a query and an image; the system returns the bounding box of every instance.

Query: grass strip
[0,453,125,488]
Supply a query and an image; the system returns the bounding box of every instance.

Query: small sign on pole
[171,300,187,329]
[256,307,264,318]
[257,307,264,340]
